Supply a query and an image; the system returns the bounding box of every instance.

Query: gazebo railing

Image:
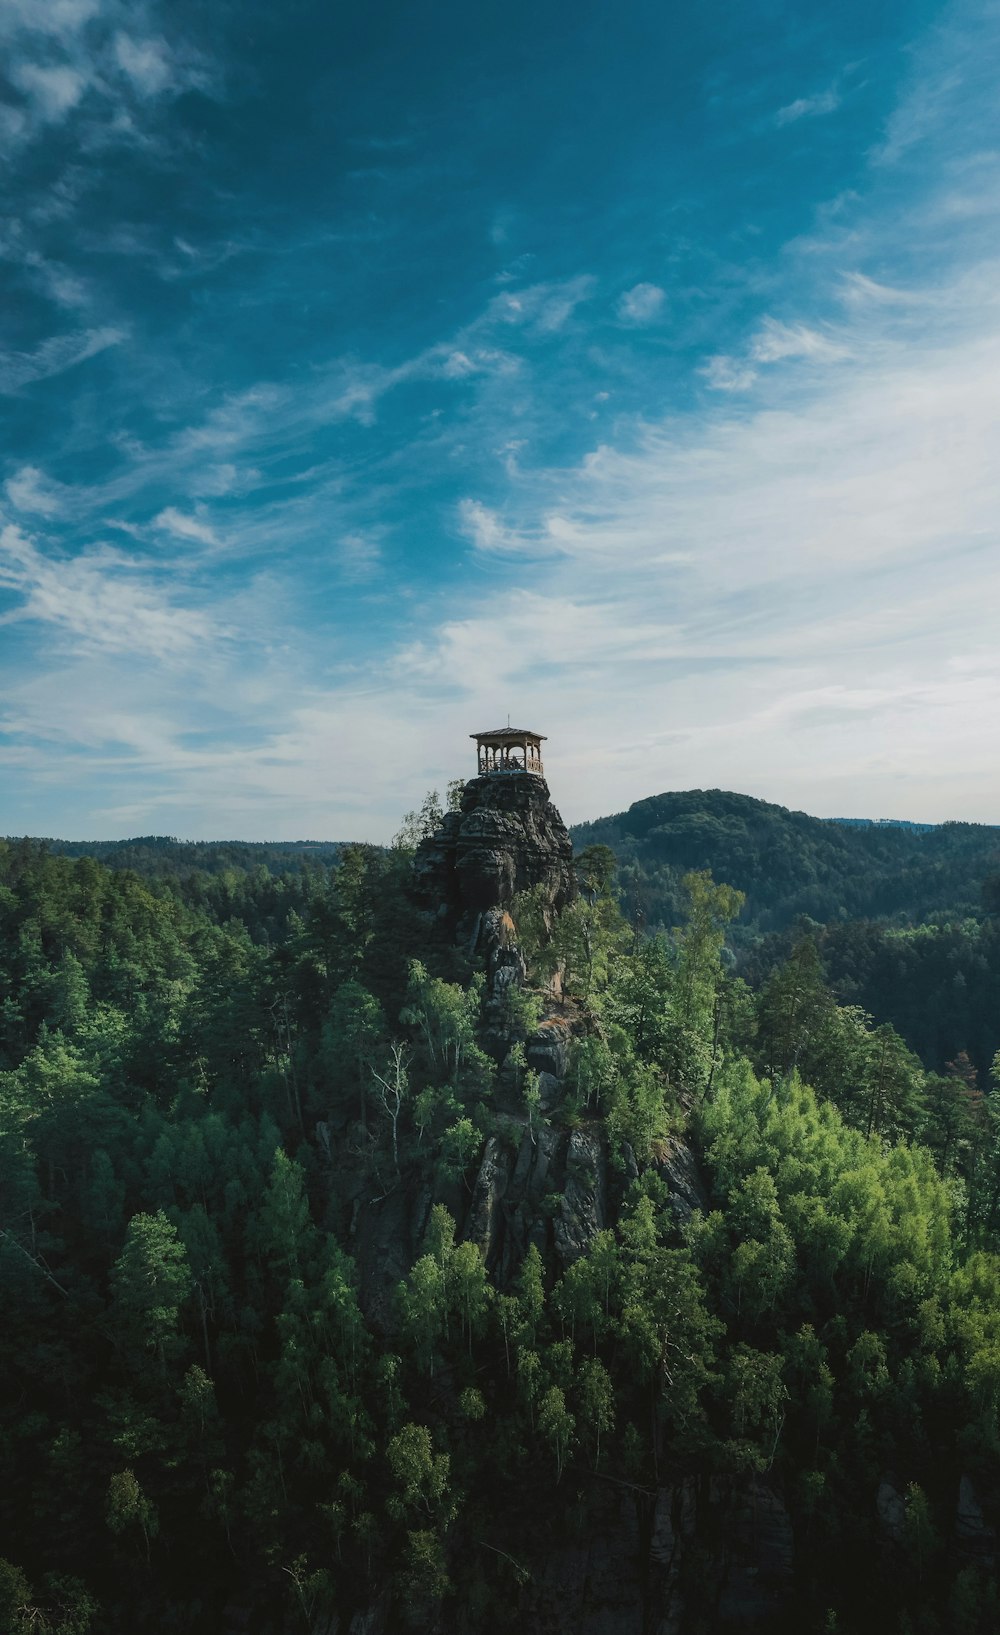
[477,750,544,776]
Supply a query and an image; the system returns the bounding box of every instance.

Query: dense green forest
[572,787,1000,1089]
[2,796,1000,1633]
[570,788,1000,937]
[43,837,349,875]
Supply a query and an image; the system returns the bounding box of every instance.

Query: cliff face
[413,771,575,936]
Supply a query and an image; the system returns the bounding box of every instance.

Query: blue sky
[2,0,999,839]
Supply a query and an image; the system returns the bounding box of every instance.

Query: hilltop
[570,788,1000,939]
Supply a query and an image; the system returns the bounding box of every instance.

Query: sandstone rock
[536,1069,563,1114]
[464,1134,512,1264]
[876,1478,906,1544]
[413,772,575,936]
[351,1180,433,1328]
[346,1587,390,1635]
[956,1473,996,1563]
[526,1015,575,1080]
[526,1490,644,1635]
[553,1125,606,1267]
[649,1478,698,1635]
[498,1124,566,1281]
[655,1137,709,1224]
[715,1476,795,1627]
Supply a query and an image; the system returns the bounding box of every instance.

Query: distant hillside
[22,834,351,879]
[828,816,939,832]
[570,788,1000,939]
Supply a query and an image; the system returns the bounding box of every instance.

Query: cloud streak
[0,326,126,393]
[0,522,225,659]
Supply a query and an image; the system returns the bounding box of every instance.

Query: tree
[372,1042,410,1173]
[324,980,385,1136]
[0,1559,96,1635]
[400,962,485,1084]
[392,791,446,852]
[574,844,617,902]
[673,871,744,1040]
[110,1210,192,1376]
[755,937,833,1079]
[577,1357,615,1467]
[387,1424,452,1521]
[256,1148,316,1282]
[538,1386,575,1482]
[727,1345,787,1466]
[106,1470,158,1561]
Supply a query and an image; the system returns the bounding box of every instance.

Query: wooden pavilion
[471,727,545,777]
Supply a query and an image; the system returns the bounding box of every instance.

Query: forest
[570,787,1000,936]
[2,784,1000,1633]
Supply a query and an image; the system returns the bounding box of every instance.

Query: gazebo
[471,727,546,777]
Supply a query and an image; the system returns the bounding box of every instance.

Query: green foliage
[386,1423,452,1520]
[6,827,1000,1635]
[111,1210,192,1373]
[392,790,447,853]
[571,787,1000,942]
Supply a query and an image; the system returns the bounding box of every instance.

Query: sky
[2,0,1000,840]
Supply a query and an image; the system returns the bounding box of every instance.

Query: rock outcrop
[413,771,575,946]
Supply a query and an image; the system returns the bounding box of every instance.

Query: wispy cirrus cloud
[433,240,1000,820]
[153,507,222,548]
[0,0,213,161]
[775,86,840,126]
[0,521,225,659]
[457,498,534,555]
[4,467,67,518]
[338,530,383,579]
[750,317,850,363]
[0,325,126,393]
[4,0,1000,840]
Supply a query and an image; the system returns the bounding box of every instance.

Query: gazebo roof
[470,727,546,742]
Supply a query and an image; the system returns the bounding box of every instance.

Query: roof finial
[507,712,510,728]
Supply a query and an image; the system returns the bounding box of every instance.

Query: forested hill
[4,819,1000,1633]
[26,789,1000,943]
[570,789,1000,938]
[36,836,349,878]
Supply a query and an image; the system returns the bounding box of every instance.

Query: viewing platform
[471,726,546,777]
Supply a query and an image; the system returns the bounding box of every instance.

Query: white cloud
[487,276,594,334]
[702,318,849,392]
[617,282,666,323]
[839,272,918,307]
[153,507,221,548]
[457,498,533,555]
[775,88,840,127]
[750,317,850,363]
[874,71,963,167]
[0,1,212,160]
[0,326,125,393]
[5,466,66,518]
[413,260,1000,824]
[700,354,757,391]
[0,523,224,660]
[0,0,102,38]
[338,531,382,578]
[113,33,174,96]
[13,62,88,120]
